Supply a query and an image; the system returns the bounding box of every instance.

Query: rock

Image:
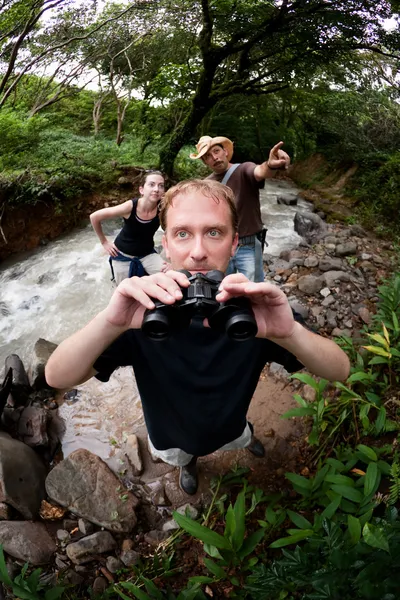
[93,577,108,595]
[332,328,353,338]
[0,521,56,565]
[350,224,365,236]
[57,529,70,542]
[321,295,335,307]
[176,503,199,520]
[144,480,168,506]
[120,549,140,567]
[323,270,350,287]
[288,298,309,320]
[304,256,319,268]
[294,211,326,243]
[319,257,343,272]
[302,385,316,403]
[66,531,116,564]
[0,432,46,519]
[326,310,338,330]
[29,338,58,390]
[78,518,95,536]
[358,307,371,324]
[335,242,357,257]
[45,449,139,533]
[0,503,12,520]
[4,355,31,406]
[320,287,331,298]
[360,261,377,273]
[162,519,180,532]
[144,530,170,547]
[297,274,324,295]
[106,556,124,573]
[63,570,84,586]
[18,406,49,447]
[277,193,298,206]
[123,434,143,476]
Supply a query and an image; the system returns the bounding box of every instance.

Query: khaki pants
[111,252,165,285]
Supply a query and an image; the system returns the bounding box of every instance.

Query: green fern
[388,454,400,506]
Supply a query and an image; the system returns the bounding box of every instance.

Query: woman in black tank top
[90,171,170,284]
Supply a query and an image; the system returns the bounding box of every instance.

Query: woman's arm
[90,201,133,256]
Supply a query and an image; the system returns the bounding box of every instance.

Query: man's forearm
[271,322,350,382]
[254,161,278,181]
[45,311,127,389]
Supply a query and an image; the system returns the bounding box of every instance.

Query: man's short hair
[159,179,238,233]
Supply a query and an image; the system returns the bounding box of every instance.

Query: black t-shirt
[114,199,160,256]
[94,318,303,456]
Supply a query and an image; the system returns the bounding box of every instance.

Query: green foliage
[0,546,64,600]
[0,110,47,167]
[246,507,400,599]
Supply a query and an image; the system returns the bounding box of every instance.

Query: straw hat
[189,136,234,161]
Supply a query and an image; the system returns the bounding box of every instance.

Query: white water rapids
[0,178,312,462]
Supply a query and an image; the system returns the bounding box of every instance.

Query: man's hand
[104,271,190,330]
[215,274,295,340]
[102,240,119,257]
[268,141,290,170]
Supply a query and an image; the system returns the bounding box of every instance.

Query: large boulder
[0,521,56,565]
[29,338,58,389]
[0,432,47,518]
[294,211,326,243]
[46,449,139,533]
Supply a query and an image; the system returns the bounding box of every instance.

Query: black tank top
[114,199,160,256]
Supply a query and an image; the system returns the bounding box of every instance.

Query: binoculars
[141,270,258,341]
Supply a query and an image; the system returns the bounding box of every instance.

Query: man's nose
[190,236,207,260]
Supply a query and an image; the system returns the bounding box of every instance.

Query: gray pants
[148,422,252,467]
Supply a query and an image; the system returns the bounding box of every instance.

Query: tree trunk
[159,63,218,175]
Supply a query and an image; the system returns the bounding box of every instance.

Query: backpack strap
[221,163,241,186]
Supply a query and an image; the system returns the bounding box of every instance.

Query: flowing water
[0,178,312,463]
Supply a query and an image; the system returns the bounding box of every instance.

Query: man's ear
[162,233,170,260]
[231,232,239,257]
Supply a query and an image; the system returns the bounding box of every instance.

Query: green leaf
[204,558,226,579]
[321,494,341,519]
[362,523,390,553]
[232,490,246,551]
[45,588,65,600]
[26,568,41,592]
[369,356,389,365]
[237,528,265,559]
[287,510,312,529]
[269,529,313,548]
[285,473,312,491]
[281,407,315,418]
[290,373,321,390]
[173,512,231,550]
[120,582,153,600]
[204,543,223,559]
[326,458,346,471]
[224,504,236,542]
[0,547,12,587]
[364,462,380,497]
[356,445,378,462]
[142,578,164,599]
[331,485,364,503]
[264,505,277,525]
[375,406,387,434]
[347,515,361,545]
[347,372,373,383]
[293,393,308,407]
[366,333,388,347]
[189,576,214,584]
[325,474,355,486]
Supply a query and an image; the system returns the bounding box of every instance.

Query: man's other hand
[215,274,295,340]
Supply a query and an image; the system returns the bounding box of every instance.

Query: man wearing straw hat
[190,136,290,282]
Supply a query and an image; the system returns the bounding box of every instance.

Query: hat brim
[190,137,234,162]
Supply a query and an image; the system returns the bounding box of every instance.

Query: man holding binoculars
[46,179,350,495]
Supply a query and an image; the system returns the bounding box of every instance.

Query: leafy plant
[0,546,64,600]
